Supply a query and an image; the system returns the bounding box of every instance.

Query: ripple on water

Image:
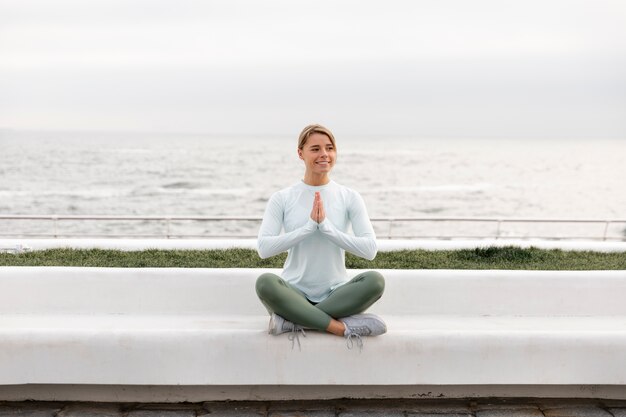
[162,181,203,189]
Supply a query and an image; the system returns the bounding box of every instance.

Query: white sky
[1,0,625,138]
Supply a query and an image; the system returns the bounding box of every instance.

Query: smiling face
[298,132,337,176]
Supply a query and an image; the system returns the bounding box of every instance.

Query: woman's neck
[302,172,330,186]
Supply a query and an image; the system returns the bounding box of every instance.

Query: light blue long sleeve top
[257,180,377,302]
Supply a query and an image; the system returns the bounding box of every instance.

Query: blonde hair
[297,124,337,151]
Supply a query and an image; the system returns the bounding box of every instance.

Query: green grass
[1,246,625,269]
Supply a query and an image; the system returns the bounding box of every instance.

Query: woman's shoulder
[330,180,362,197]
[328,181,368,209]
[280,181,306,193]
[269,181,305,200]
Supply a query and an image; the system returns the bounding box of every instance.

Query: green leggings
[255,271,385,331]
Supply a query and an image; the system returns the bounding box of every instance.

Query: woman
[255,124,386,349]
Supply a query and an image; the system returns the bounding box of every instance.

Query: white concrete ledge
[1,267,626,400]
[2,238,626,252]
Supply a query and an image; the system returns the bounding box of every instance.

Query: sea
[1,130,625,240]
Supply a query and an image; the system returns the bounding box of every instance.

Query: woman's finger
[312,193,320,223]
[310,196,318,222]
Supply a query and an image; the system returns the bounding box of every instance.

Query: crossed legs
[255,271,385,336]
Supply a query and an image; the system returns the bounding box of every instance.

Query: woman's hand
[310,192,326,223]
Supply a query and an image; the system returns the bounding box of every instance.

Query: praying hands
[310,191,326,223]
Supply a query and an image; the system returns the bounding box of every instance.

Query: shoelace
[345,331,364,351]
[287,326,306,351]
[346,325,372,336]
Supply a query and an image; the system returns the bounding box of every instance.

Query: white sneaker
[339,313,387,350]
[268,313,297,335]
[268,313,306,350]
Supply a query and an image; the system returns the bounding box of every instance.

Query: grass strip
[0,246,625,269]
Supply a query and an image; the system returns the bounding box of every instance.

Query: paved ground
[1,398,626,417]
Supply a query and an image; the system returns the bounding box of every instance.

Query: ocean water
[1,130,625,239]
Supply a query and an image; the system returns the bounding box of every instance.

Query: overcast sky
[1,0,625,138]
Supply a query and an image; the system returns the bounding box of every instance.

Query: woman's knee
[364,270,385,297]
[255,273,281,300]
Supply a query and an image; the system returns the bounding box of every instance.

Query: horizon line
[1,127,625,141]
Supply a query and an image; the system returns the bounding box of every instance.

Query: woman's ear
[297,148,303,160]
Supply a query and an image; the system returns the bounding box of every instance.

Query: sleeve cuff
[318,218,332,233]
[306,217,319,231]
